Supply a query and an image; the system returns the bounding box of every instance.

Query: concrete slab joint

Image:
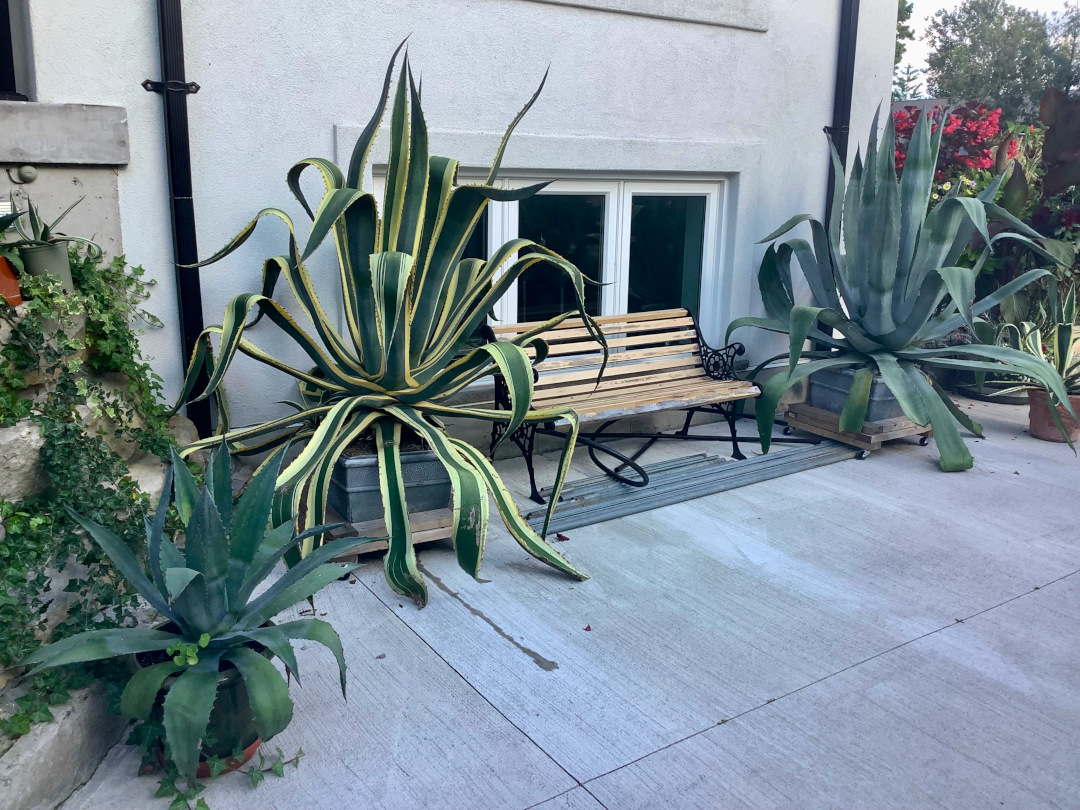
[0,102,130,166]
[514,0,768,31]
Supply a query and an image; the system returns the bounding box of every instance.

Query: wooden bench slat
[532,367,710,401]
[534,377,755,412]
[497,316,696,343]
[490,308,690,335]
[543,329,699,357]
[566,384,760,423]
[536,344,700,372]
[535,354,703,388]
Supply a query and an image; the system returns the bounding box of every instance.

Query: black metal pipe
[151,0,211,437]
[825,0,861,224]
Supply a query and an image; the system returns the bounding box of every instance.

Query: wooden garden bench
[486,308,761,502]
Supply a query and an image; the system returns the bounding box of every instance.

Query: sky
[903,0,1072,71]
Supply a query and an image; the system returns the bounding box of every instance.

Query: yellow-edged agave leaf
[375,420,427,604]
[171,47,607,603]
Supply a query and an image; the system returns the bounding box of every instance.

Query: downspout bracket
[142,78,200,94]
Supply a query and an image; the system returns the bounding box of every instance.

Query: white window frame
[492,176,725,328]
[371,170,729,336]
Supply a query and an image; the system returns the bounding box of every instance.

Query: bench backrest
[488,308,708,408]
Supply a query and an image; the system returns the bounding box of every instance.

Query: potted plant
[19,443,371,787]
[1,209,25,305]
[993,284,1080,441]
[4,195,101,293]
[728,107,1076,471]
[172,45,606,606]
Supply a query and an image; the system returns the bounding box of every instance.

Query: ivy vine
[0,251,174,741]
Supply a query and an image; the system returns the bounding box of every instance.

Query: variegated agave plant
[175,46,606,605]
[728,108,1076,471]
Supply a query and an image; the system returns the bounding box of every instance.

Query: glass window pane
[461,208,488,261]
[517,194,603,322]
[627,195,706,316]
[457,208,489,349]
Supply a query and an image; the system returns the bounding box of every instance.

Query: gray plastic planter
[328,450,451,524]
[809,367,904,422]
[19,243,73,293]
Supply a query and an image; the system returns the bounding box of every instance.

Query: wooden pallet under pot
[783,403,932,458]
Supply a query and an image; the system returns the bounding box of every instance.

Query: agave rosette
[20,444,367,785]
[729,108,1076,470]
[174,46,606,604]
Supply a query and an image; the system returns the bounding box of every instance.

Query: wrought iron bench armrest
[695,324,746,382]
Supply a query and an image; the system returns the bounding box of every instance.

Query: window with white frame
[371,173,726,327]
[481,177,723,326]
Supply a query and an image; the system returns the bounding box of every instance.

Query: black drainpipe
[144,0,212,437]
[825,0,860,224]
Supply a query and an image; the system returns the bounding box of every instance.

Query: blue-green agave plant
[728,108,1076,470]
[20,444,371,785]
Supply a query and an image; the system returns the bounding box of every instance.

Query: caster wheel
[919,436,930,446]
[856,450,871,460]
[783,426,794,435]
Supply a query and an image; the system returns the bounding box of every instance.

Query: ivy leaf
[168,793,189,810]
[8,713,30,736]
[155,778,178,798]
[248,767,265,789]
[271,759,285,778]
[29,706,54,724]
[207,756,228,779]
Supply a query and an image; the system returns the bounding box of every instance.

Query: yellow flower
[942,181,952,191]
[932,192,940,200]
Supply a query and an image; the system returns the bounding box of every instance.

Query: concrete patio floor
[66,399,1079,809]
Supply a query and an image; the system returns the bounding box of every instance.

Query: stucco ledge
[0,102,130,166]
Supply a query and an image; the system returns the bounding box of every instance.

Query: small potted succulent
[19,443,373,787]
[994,284,1080,441]
[4,195,101,293]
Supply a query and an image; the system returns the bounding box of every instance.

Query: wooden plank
[534,367,708,400]
[788,403,918,435]
[535,355,703,388]
[537,345,699,372]
[570,385,759,423]
[501,316,696,344]
[489,308,689,335]
[543,329,699,357]
[534,376,720,411]
[328,508,453,560]
[536,376,755,408]
[784,406,931,452]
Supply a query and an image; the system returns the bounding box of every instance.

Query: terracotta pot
[1027,388,1080,442]
[195,737,262,778]
[0,257,20,305]
[131,622,275,776]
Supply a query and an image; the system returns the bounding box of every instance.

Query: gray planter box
[810,367,904,422]
[328,450,451,524]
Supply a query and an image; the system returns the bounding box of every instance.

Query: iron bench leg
[718,401,746,460]
[490,419,545,505]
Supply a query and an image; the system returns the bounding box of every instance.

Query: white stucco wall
[23,0,897,427]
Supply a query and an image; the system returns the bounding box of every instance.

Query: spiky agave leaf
[169,47,606,601]
[733,106,1076,469]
